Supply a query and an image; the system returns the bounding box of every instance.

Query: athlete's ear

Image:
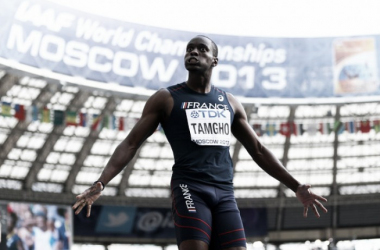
[212,57,218,67]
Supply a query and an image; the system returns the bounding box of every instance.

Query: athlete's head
[184,36,218,72]
[196,35,218,57]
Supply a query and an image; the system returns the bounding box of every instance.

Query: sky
[48,0,380,38]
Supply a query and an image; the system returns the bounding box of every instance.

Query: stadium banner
[74,205,267,239]
[1,0,380,98]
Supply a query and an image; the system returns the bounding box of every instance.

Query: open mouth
[188,57,199,63]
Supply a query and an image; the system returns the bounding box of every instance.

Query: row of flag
[252,120,380,137]
[1,102,380,136]
[1,102,137,131]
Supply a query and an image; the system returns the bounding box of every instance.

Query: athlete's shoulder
[225,92,244,115]
[167,82,187,92]
[213,85,227,95]
[150,87,172,101]
[224,91,237,103]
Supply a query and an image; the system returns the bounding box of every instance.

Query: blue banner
[1,0,380,98]
[74,205,267,239]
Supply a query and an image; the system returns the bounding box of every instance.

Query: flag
[26,105,39,122]
[14,104,26,121]
[109,115,116,130]
[266,123,277,136]
[1,102,12,117]
[306,123,318,136]
[66,111,77,126]
[345,121,356,133]
[101,115,108,129]
[118,116,124,131]
[294,123,304,136]
[41,107,50,123]
[334,120,344,134]
[91,114,102,131]
[360,120,371,133]
[32,106,39,121]
[79,112,87,127]
[374,120,380,133]
[319,122,332,135]
[102,115,115,130]
[280,122,296,137]
[252,123,263,136]
[53,110,65,126]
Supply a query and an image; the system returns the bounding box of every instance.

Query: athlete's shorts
[171,179,246,249]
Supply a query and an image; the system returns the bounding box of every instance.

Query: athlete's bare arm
[73,88,173,217]
[227,93,328,217]
[96,88,172,186]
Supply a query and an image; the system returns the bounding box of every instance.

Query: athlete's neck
[186,74,212,94]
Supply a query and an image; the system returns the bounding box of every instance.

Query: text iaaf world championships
[6,1,289,89]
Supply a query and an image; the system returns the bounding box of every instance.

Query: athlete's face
[184,36,218,73]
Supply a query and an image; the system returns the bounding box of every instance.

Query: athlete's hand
[72,182,103,217]
[296,184,328,218]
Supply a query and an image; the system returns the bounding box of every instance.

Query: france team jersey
[162,82,235,190]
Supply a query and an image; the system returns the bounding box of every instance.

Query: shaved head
[195,35,218,57]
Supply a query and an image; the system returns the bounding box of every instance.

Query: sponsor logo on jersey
[181,102,228,110]
[218,95,224,101]
[179,184,196,213]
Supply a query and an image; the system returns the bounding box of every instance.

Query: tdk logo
[190,110,226,119]
[190,111,199,118]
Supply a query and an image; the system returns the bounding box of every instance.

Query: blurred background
[0,0,380,249]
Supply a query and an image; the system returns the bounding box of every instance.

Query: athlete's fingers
[311,204,320,218]
[314,194,328,202]
[72,202,79,210]
[74,201,86,215]
[303,206,308,217]
[86,205,92,217]
[72,199,84,210]
[314,199,328,213]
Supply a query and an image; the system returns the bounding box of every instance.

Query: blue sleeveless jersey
[162,82,235,190]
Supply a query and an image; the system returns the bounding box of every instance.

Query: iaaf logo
[179,184,196,213]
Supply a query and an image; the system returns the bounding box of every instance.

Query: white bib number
[185,109,231,146]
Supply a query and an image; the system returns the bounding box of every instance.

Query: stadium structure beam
[331,105,341,239]
[252,226,380,245]
[0,188,379,208]
[74,226,380,245]
[0,74,17,96]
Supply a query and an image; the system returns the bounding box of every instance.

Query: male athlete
[73,35,328,250]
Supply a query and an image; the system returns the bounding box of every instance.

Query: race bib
[185,109,231,146]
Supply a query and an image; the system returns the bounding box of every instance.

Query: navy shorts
[171,180,246,249]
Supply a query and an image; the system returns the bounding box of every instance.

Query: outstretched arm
[73,89,172,217]
[228,93,327,217]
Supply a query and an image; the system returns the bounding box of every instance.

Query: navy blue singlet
[162,82,235,190]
